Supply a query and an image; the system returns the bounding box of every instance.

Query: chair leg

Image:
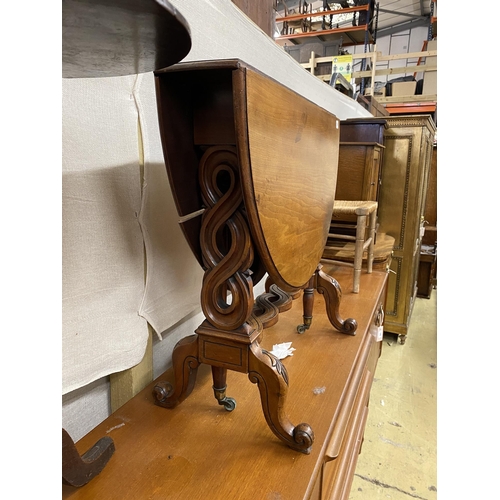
[353,214,367,293]
[367,210,377,274]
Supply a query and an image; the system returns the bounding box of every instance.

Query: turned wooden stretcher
[153,59,357,453]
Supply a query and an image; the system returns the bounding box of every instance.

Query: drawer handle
[375,305,384,327]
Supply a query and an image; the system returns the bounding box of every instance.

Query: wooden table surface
[62,0,191,78]
[63,265,387,500]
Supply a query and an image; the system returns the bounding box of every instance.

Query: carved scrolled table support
[316,265,358,335]
[153,334,200,408]
[298,265,358,335]
[152,143,313,452]
[253,283,293,329]
[152,59,349,453]
[198,146,255,332]
[248,344,314,454]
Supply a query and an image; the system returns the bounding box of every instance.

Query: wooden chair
[323,200,378,293]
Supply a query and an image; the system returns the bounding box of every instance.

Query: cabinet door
[378,117,435,336]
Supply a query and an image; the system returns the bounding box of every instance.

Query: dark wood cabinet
[378,115,436,343]
[340,117,387,144]
[231,0,275,37]
[336,118,387,205]
[336,142,384,202]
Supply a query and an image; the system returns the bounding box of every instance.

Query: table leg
[212,366,236,411]
[297,276,315,334]
[248,342,314,454]
[316,265,358,335]
[297,266,358,335]
[153,335,200,409]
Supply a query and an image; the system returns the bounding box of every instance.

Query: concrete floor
[349,291,437,500]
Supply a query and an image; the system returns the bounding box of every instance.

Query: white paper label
[420,226,425,238]
[376,325,384,342]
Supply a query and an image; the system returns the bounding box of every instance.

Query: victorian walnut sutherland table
[152,59,357,455]
[62,266,388,500]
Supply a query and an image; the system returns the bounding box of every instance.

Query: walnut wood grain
[156,59,340,293]
[236,68,340,291]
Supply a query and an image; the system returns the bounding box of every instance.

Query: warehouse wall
[350,25,431,85]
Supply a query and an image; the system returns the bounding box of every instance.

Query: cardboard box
[422,39,437,95]
[364,87,386,97]
[392,81,416,97]
[422,70,437,95]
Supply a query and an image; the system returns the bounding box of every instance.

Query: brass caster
[297,317,312,334]
[218,396,237,412]
[213,385,237,412]
[296,324,309,334]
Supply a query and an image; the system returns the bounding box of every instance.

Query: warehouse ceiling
[275,0,435,38]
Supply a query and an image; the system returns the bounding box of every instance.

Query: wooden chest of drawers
[63,267,387,500]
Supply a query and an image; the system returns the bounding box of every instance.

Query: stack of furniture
[322,118,395,278]
[378,115,436,343]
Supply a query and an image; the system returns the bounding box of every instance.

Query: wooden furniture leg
[353,211,368,293]
[248,342,314,454]
[316,265,358,335]
[62,428,115,488]
[297,265,357,335]
[297,276,315,334]
[367,207,377,274]
[154,316,314,453]
[212,366,236,411]
[153,335,200,409]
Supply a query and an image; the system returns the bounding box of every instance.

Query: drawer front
[318,282,387,500]
[321,367,372,500]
